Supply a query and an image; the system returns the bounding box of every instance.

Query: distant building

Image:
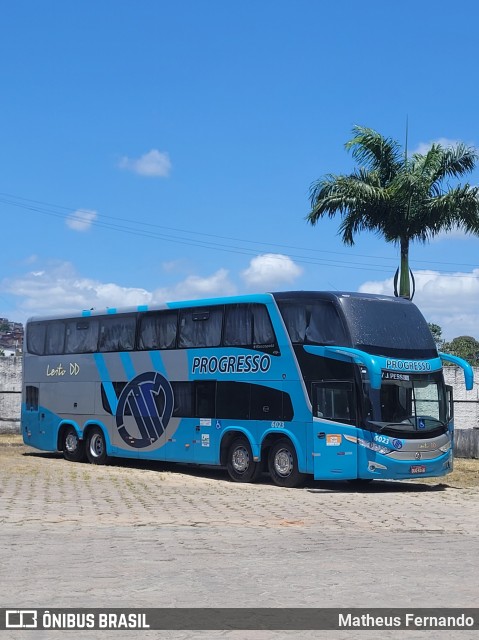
[0,319,23,355]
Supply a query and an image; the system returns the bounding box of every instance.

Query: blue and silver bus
[21,291,473,487]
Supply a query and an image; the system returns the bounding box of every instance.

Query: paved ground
[1,445,479,639]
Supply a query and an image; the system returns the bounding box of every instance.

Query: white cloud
[2,261,153,318]
[241,253,303,289]
[152,269,237,303]
[359,269,479,340]
[413,137,461,155]
[1,262,236,320]
[66,209,98,232]
[118,149,172,177]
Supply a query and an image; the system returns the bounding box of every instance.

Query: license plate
[410,465,426,474]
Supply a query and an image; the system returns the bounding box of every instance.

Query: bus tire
[226,437,261,483]
[268,439,305,488]
[62,426,86,463]
[86,427,109,465]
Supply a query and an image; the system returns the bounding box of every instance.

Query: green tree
[428,322,444,351]
[443,336,479,366]
[307,126,479,298]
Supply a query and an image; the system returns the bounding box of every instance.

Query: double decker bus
[21,291,473,488]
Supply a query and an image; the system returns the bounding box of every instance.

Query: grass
[0,433,24,445]
[1,434,478,488]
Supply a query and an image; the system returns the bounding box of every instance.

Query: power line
[1,192,479,278]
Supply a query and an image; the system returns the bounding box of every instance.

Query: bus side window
[45,322,66,355]
[139,311,178,350]
[98,316,136,352]
[195,381,216,418]
[171,382,195,418]
[252,305,275,346]
[250,384,283,420]
[27,323,47,355]
[223,305,252,346]
[178,307,223,348]
[216,382,251,419]
[313,381,354,423]
[65,320,99,353]
[26,386,39,411]
[278,304,307,343]
[223,304,277,351]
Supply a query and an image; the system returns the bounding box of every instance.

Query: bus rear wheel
[86,427,109,465]
[268,439,305,488]
[62,426,86,463]
[226,437,261,483]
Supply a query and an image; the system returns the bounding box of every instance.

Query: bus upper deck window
[45,322,65,355]
[99,316,136,352]
[65,320,99,353]
[178,307,223,348]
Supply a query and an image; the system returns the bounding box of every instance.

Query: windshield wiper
[367,421,400,432]
[368,418,445,432]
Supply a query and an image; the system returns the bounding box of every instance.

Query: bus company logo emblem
[415,451,422,461]
[419,441,435,450]
[6,610,38,629]
[392,439,403,449]
[116,372,174,449]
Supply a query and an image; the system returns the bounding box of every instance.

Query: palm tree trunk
[399,238,410,299]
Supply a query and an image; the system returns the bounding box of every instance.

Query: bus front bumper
[358,449,453,480]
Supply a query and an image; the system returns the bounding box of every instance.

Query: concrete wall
[1,357,478,457]
[0,356,22,433]
[443,367,479,458]
[443,367,479,430]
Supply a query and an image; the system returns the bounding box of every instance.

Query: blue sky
[1,0,479,341]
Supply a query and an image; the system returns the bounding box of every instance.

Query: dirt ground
[1,433,478,489]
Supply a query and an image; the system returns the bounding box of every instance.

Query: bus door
[193,381,218,464]
[311,381,358,480]
[163,381,217,464]
[23,384,42,442]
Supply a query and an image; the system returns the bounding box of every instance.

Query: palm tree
[307,126,479,298]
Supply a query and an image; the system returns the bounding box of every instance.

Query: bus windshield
[364,370,447,434]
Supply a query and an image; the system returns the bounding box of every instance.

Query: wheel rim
[90,433,104,458]
[65,431,78,453]
[274,448,293,477]
[231,445,250,473]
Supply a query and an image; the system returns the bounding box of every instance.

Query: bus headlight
[439,443,451,453]
[358,438,391,455]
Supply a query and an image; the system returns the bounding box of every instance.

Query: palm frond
[308,172,388,224]
[412,142,479,188]
[437,143,478,179]
[345,125,402,183]
[422,185,479,237]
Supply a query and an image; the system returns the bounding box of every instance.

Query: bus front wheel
[62,426,86,463]
[268,439,305,488]
[86,427,109,465]
[226,437,261,483]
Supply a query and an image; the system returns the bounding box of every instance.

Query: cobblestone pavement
[1,446,479,640]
